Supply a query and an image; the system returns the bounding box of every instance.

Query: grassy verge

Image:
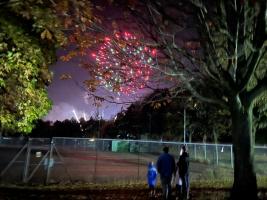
[1,177,266,191]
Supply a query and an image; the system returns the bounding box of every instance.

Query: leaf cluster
[0,15,53,133]
[0,0,95,134]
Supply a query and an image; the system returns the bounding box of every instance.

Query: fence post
[204,144,207,160]
[46,139,54,184]
[137,142,140,180]
[23,139,31,183]
[74,139,77,149]
[194,144,197,160]
[215,144,219,165]
[230,145,233,168]
[93,139,98,183]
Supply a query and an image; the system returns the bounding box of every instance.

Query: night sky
[43,52,151,122]
[43,2,162,122]
[43,57,126,122]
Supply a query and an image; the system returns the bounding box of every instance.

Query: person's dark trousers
[180,173,189,199]
[176,184,181,198]
[160,176,172,200]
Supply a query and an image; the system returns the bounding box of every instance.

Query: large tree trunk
[230,97,258,199]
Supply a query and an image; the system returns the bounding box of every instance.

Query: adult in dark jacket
[178,145,190,200]
[157,146,175,200]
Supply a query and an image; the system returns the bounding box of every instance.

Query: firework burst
[91,31,157,94]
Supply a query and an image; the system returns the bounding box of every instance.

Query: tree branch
[247,76,267,106]
[237,49,265,93]
[178,74,227,107]
[197,3,237,92]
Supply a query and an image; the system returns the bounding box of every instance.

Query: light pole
[95,102,102,139]
[98,115,100,138]
[148,113,152,135]
[98,110,104,138]
[177,108,187,144]
[183,108,186,144]
[97,108,100,139]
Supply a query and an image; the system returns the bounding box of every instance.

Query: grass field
[1,180,267,200]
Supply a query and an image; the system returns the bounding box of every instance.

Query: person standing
[157,146,176,200]
[178,145,190,200]
[147,161,157,197]
[174,161,182,198]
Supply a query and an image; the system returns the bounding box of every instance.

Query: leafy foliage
[31,118,105,138]
[0,0,95,134]
[0,15,53,133]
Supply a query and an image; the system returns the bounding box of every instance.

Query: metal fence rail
[0,137,266,184]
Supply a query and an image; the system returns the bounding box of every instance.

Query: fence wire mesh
[0,137,266,184]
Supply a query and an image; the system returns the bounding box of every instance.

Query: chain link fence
[0,137,266,184]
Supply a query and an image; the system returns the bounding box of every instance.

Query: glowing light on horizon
[83,112,87,121]
[72,109,80,123]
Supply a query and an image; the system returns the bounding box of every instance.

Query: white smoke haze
[43,102,89,122]
[43,102,123,122]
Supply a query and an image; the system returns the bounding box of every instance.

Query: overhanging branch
[247,77,267,106]
[179,74,226,107]
[237,49,266,93]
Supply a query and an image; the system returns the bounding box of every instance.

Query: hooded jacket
[147,162,157,186]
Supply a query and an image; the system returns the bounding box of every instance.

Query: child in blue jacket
[147,161,157,197]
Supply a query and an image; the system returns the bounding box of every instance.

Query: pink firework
[91,31,157,94]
